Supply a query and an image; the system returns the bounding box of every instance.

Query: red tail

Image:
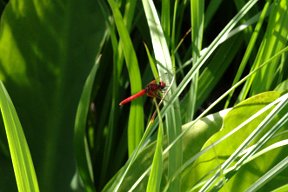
[119,89,146,105]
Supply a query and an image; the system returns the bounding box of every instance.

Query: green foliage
[0,0,107,191]
[0,81,39,192]
[0,0,288,191]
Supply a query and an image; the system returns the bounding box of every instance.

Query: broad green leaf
[0,0,107,190]
[245,156,288,192]
[0,81,39,192]
[271,184,288,192]
[275,79,288,92]
[182,91,288,191]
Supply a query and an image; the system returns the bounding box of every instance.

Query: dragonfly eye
[159,81,166,89]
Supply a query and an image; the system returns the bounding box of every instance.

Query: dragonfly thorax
[145,81,166,93]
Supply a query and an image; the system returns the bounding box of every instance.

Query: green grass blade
[240,0,288,100]
[161,0,171,38]
[141,0,182,191]
[74,57,101,191]
[225,0,271,107]
[187,0,204,121]
[270,184,288,192]
[0,81,39,192]
[205,0,223,28]
[199,93,288,191]
[233,102,288,167]
[0,0,107,189]
[160,46,288,190]
[245,156,288,192]
[108,0,144,155]
[146,100,164,192]
[144,43,160,80]
[141,0,175,79]
[158,0,259,117]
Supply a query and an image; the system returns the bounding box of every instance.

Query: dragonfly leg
[146,91,162,100]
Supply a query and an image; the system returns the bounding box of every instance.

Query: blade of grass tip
[0,81,39,192]
[170,0,179,77]
[187,0,204,121]
[141,0,182,191]
[74,56,101,191]
[108,0,144,155]
[144,43,160,80]
[146,99,164,192]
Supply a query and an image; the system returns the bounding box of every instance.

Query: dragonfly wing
[146,90,163,100]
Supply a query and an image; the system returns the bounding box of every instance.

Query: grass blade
[0,81,39,192]
[141,0,182,191]
[199,93,288,191]
[187,0,204,121]
[225,0,271,107]
[146,100,164,192]
[74,56,101,191]
[245,156,288,192]
[108,0,144,155]
[239,0,288,100]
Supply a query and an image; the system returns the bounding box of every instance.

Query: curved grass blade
[146,99,164,192]
[73,56,102,191]
[0,81,39,192]
[142,0,182,190]
[108,0,144,155]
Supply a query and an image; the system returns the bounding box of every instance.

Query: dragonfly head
[159,81,166,89]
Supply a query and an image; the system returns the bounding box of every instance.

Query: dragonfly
[119,80,166,106]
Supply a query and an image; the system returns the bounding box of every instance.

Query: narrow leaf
[0,81,39,192]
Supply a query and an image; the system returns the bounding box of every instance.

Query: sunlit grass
[1,0,288,191]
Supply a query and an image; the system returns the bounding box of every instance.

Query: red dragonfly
[119,80,166,106]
